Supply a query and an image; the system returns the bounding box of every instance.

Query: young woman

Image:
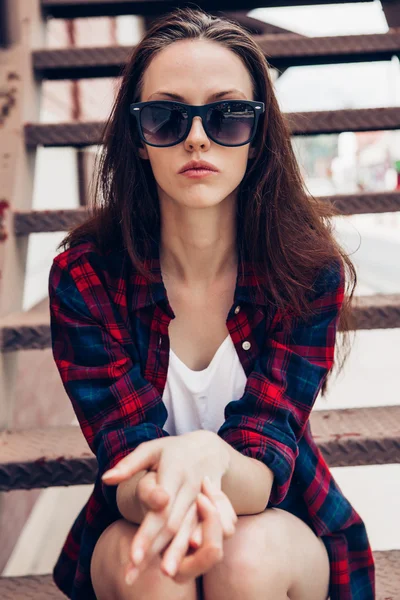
[49,7,375,600]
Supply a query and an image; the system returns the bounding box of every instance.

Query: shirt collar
[128,234,271,315]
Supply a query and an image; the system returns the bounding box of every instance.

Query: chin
[180,196,224,209]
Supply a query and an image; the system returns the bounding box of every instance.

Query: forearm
[116,469,148,524]
[218,437,274,516]
[115,435,274,522]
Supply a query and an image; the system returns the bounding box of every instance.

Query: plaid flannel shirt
[49,234,375,599]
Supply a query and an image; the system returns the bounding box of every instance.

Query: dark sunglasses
[129,99,265,148]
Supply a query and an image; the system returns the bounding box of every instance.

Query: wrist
[184,429,231,477]
[213,431,231,476]
[116,469,149,524]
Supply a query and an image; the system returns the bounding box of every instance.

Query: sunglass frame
[129,99,265,147]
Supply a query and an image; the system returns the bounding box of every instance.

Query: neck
[158,194,238,290]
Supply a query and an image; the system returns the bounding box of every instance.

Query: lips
[179,160,219,173]
[185,167,211,172]
[180,167,218,179]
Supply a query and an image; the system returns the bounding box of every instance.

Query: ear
[138,144,149,161]
[248,146,257,160]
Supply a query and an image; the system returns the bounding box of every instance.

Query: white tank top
[162,334,248,436]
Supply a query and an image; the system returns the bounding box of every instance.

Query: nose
[184,116,210,148]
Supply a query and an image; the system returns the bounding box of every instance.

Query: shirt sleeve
[48,253,170,515]
[217,259,345,506]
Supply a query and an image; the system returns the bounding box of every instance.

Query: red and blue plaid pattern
[49,235,375,599]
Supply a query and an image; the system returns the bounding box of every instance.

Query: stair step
[14,207,87,235]
[0,574,64,599]
[310,405,400,467]
[2,292,400,354]
[24,106,400,148]
[0,405,399,492]
[40,0,269,18]
[0,550,398,598]
[0,424,96,491]
[32,30,400,79]
[12,191,400,236]
[40,0,375,19]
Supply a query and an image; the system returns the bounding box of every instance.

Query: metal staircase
[0,0,399,597]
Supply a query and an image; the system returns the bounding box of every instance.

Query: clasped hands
[102,430,237,586]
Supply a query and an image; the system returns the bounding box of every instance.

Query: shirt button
[234,305,241,314]
[242,340,251,351]
[159,336,162,346]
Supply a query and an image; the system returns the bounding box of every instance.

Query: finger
[160,502,197,577]
[201,477,237,534]
[137,472,170,511]
[173,493,223,583]
[202,476,237,524]
[144,480,195,564]
[130,509,167,567]
[172,492,223,583]
[138,463,196,565]
[189,481,235,548]
[189,523,202,548]
[189,511,232,552]
[130,479,185,567]
[101,438,166,484]
[162,481,199,539]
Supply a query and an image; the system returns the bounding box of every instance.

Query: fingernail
[204,475,211,486]
[164,558,177,577]
[102,468,120,479]
[132,546,144,566]
[125,567,139,586]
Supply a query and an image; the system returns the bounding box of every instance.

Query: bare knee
[203,508,329,600]
[90,518,199,600]
[90,519,132,600]
[203,509,292,600]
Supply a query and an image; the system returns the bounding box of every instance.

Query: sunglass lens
[140,103,187,146]
[206,102,255,145]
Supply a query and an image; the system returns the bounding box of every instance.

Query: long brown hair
[57,6,357,398]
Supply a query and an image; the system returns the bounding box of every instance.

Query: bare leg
[203,508,330,600]
[90,518,200,600]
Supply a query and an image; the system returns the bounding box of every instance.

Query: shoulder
[52,240,97,271]
[49,236,132,326]
[309,258,345,302]
[52,234,125,278]
[49,235,129,314]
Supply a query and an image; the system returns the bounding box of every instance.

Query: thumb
[102,438,165,483]
[138,471,170,511]
[189,523,203,548]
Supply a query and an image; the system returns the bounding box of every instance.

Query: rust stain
[0,79,18,127]
[0,199,10,242]
[313,432,361,441]
[8,72,21,81]
[331,432,361,441]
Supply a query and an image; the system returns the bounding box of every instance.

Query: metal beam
[31,30,400,80]
[41,0,376,19]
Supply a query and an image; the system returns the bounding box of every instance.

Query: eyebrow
[147,89,247,101]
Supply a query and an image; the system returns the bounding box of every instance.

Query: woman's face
[137,39,256,209]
